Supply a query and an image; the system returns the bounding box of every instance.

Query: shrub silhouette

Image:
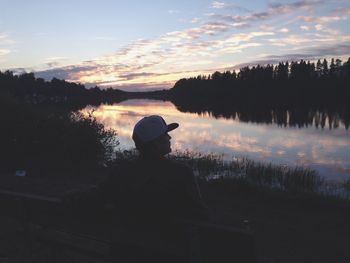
[0,91,118,175]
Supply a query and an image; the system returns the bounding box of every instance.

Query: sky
[1,0,350,91]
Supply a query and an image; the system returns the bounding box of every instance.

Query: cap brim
[167,123,179,132]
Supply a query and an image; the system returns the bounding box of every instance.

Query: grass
[171,151,323,191]
[114,149,350,201]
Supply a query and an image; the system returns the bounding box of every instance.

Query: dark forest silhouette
[1,57,350,129]
[0,71,128,110]
[170,58,350,129]
[0,72,120,174]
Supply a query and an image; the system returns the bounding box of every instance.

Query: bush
[0,92,118,175]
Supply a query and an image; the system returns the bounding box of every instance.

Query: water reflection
[172,100,350,130]
[82,99,350,181]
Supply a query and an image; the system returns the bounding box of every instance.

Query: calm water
[83,99,350,181]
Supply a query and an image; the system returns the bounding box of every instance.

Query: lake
[83,99,350,181]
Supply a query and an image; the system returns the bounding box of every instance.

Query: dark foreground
[0,171,349,263]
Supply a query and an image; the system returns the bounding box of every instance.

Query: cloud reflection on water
[82,99,350,181]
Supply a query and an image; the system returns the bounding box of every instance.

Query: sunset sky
[1,0,350,91]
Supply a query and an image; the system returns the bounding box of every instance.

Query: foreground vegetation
[115,149,350,201]
[0,91,119,175]
[173,151,350,201]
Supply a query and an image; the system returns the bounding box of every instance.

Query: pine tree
[322,59,328,76]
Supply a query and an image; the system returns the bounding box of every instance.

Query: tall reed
[114,149,349,200]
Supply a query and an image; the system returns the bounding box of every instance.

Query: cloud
[0,32,14,62]
[332,7,350,16]
[35,65,100,81]
[268,30,349,47]
[43,56,68,67]
[199,22,230,35]
[218,43,261,54]
[118,72,158,81]
[297,15,342,23]
[0,49,11,56]
[0,32,14,44]
[45,62,61,68]
[235,43,350,67]
[304,43,350,57]
[315,24,323,31]
[231,22,250,29]
[211,0,325,28]
[163,21,230,41]
[190,17,200,24]
[268,0,323,14]
[211,1,225,9]
[32,27,277,89]
[309,23,340,34]
[213,133,272,156]
[225,31,275,43]
[268,35,313,46]
[168,10,179,14]
[211,1,251,12]
[0,48,11,63]
[160,31,274,61]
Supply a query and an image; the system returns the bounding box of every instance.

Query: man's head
[132,115,179,157]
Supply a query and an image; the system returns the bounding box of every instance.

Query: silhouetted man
[108,115,208,224]
[101,115,208,262]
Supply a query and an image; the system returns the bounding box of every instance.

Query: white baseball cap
[132,115,179,144]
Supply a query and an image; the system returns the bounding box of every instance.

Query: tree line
[169,58,350,129]
[172,57,350,84]
[1,57,349,129]
[0,71,129,108]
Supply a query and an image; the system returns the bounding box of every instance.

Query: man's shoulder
[162,158,193,175]
[162,157,187,167]
[109,157,193,179]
